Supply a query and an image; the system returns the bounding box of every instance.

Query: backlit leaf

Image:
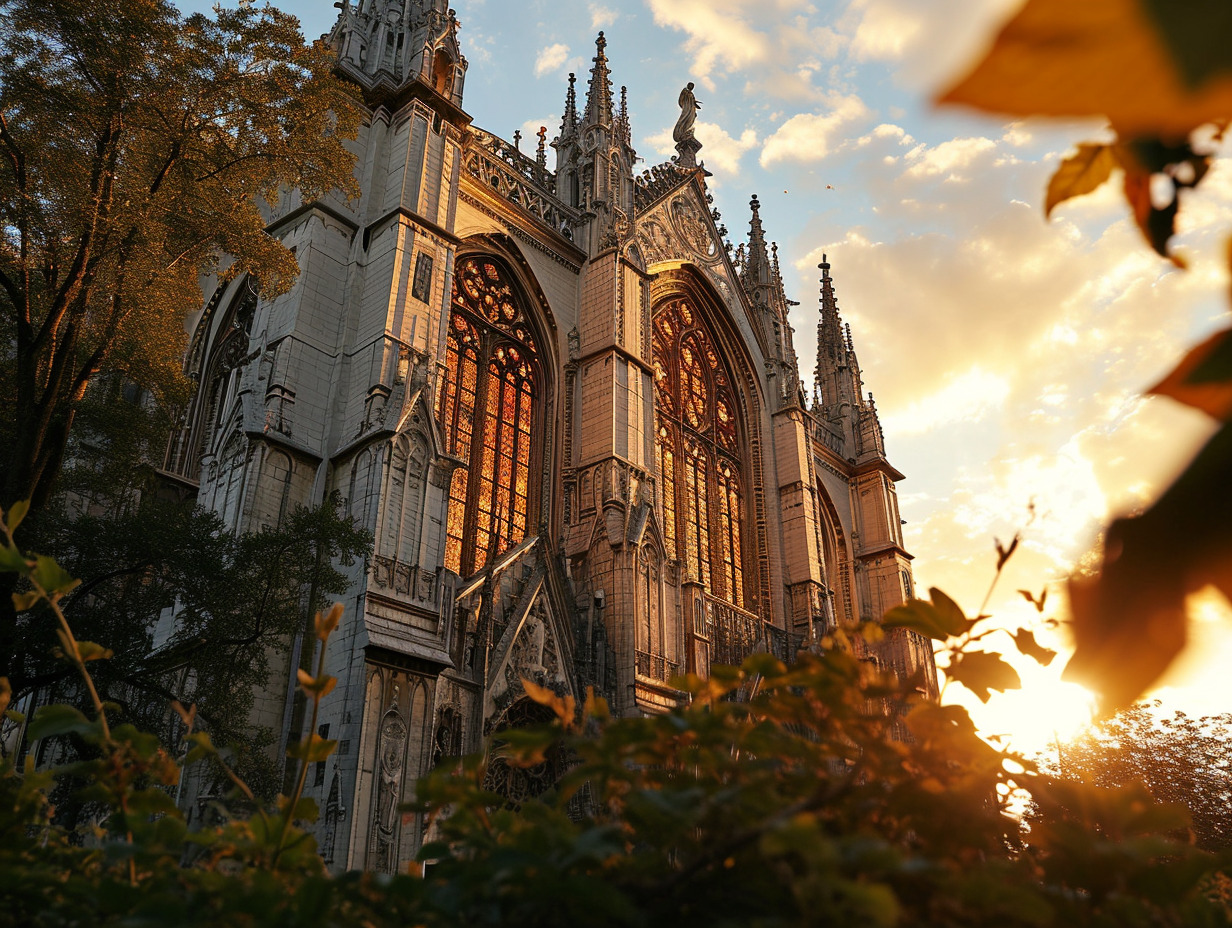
[883,599,953,641]
[28,703,98,741]
[1149,327,1232,419]
[1012,628,1057,667]
[1064,419,1232,711]
[31,555,80,596]
[1138,0,1232,89]
[947,650,1022,703]
[939,0,1232,136]
[1046,144,1116,216]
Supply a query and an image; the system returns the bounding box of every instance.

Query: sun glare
[946,658,1097,761]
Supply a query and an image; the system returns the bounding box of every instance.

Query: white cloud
[840,0,1022,86]
[588,2,618,29]
[645,119,759,177]
[533,42,570,78]
[645,0,843,96]
[880,367,1010,436]
[903,136,997,180]
[759,94,870,166]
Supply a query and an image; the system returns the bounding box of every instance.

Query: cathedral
[165,0,937,873]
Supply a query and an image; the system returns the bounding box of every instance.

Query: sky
[190,0,1232,752]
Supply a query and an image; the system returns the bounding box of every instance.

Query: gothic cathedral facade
[166,0,937,873]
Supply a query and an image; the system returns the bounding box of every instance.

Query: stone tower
[167,1,936,874]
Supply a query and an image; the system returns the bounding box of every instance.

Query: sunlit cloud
[644,0,843,96]
[760,94,870,166]
[533,42,570,78]
[880,367,1009,436]
[645,119,759,178]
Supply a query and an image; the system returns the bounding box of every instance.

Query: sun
[944,653,1097,760]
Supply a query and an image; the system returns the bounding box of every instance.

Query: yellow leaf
[1046,144,1116,216]
[521,677,569,723]
[938,0,1232,136]
[315,602,343,641]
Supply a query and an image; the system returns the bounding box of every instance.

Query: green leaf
[0,546,27,572]
[30,555,80,596]
[947,650,1022,703]
[883,599,955,641]
[1046,143,1116,216]
[1012,628,1057,667]
[928,587,974,636]
[28,703,98,741]
[4,500,29,535]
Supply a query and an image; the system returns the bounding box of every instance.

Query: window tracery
[653,297,748,608]
[436,257,540,577]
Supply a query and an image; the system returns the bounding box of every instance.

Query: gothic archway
[652,296,752,610]
[436,254,549,578]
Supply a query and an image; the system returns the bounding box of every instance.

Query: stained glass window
[436,257,539,577]
[653,297,748,608]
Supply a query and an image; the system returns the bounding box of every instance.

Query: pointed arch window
[436,256,540,577]
[653,297,748,608]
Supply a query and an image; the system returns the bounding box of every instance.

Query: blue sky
[188,0,1232,745]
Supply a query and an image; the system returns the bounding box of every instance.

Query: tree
[0,0,362,690]
[0,0,360,519]
[1037,702,1232,853]
[5,497,371,797]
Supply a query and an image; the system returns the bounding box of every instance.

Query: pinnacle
[583,31,614,128]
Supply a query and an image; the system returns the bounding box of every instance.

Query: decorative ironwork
[436,257,540,577]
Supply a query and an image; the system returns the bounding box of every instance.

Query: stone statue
[673,82,701,144]
[673,82,703,167]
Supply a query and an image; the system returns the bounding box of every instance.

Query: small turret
[328,0,468,109]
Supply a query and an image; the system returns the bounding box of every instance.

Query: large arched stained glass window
[653,298,747,608]
[436,257,539,577]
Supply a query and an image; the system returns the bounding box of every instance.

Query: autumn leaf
[947,650,1022,703]
[1065,418,1232,711]
[1012,628,1057,667]
[1149,327,1232,419]
[1046,144,1116,216]
[884,594,972,641]
[939,0,1232,136]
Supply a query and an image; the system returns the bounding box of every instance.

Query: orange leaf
[938,0,1232,136]
[1149,328,1232,419]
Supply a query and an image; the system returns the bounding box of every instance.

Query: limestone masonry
[165,0,937,873]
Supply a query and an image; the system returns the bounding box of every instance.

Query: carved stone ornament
[370,701,407,874]
[670,195,719,264]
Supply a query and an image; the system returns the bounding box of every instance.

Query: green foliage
[3,496,370,799]
[1038,702,1232,853]
[0,527,1227,925]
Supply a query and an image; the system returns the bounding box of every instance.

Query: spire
[560,71,578,141]
[615,85,631,145]
[815,254,846,402]
[744,195,771,287]
[583,32,614,129]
